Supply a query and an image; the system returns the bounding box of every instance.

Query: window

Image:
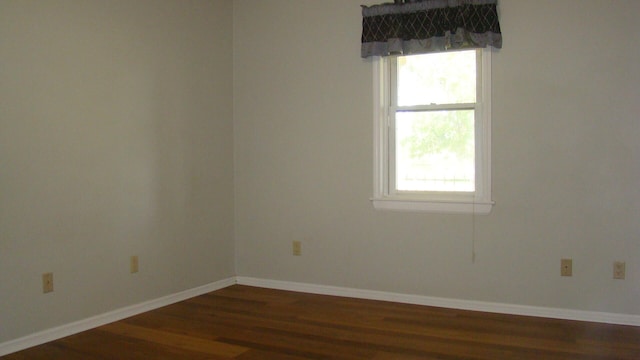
[372,48,493,214]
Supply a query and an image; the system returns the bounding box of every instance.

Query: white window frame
[371,48,494,214]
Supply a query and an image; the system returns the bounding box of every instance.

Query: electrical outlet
[130,255,139,274]
[613,261,625,280]
[561,259,572,277]
[292,241,302,256]
[42,272,54,293]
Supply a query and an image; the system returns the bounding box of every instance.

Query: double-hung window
[372,48,494,214]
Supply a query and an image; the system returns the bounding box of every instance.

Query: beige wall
[0,0,234,342]
[234,0,640,315]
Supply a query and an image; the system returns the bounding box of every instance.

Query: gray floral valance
[361,0,502,58]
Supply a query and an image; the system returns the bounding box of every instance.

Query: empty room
[1,0,639,358]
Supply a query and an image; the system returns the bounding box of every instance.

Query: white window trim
[371,49,494,214]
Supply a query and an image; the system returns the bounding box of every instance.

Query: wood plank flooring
[3,285,639,359]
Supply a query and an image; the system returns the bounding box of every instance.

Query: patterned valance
[361,0,502,58]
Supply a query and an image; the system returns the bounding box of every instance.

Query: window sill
[371,197,494,214]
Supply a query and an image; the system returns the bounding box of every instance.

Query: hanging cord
[471,202,477,263]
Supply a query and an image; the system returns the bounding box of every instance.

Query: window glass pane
[396,110,475,192]
[397,51,476,106]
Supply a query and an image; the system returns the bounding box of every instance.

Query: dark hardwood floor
[3,285,639,359]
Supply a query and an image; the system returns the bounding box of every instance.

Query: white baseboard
[0,277,236,357]
[236,276,640,327]
[3,275,638,357]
